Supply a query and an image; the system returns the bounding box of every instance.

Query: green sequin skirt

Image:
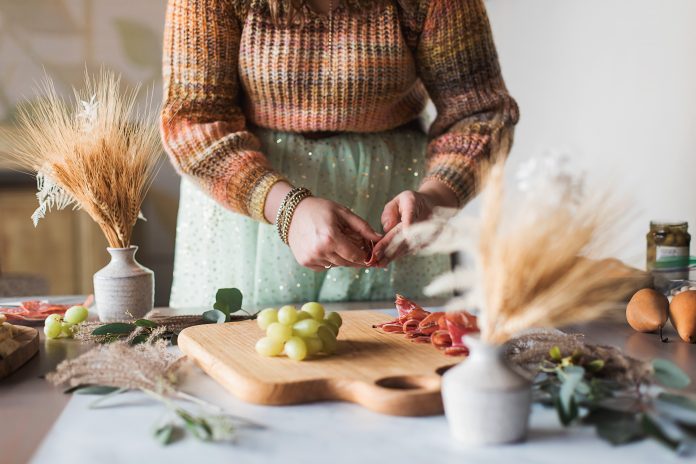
[169,127,451,311]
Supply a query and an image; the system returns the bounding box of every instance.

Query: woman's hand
[372,180,459,266]
[287,197,383,272]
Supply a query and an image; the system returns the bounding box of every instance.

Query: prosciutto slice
[373,295,479,356]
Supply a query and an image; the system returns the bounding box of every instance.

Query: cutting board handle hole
[375,375,438,391]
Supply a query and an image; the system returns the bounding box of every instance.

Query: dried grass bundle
[398,158,647,344]
[2,70,161,248]
[46,336,184,394]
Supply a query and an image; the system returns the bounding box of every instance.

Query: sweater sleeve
[415,0,519,206]
[160,0,286,222]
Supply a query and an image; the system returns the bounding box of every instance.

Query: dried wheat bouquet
[396,155,647,344]
[2,70,161,248]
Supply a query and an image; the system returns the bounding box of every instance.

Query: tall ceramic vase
[93,246,154,322]
[442,335,532,446]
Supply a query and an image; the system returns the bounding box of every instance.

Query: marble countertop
[1,298,694,464]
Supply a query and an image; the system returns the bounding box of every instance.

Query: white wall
[483,0,696,266]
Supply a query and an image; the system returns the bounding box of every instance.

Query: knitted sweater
[161,0,519,221]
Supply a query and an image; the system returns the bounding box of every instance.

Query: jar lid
[650,220,688,228]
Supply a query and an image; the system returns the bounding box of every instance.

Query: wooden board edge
[0,326,39,380]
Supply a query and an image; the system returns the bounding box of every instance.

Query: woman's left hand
[371,180,459,266]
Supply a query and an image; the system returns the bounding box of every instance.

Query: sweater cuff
[423,155,478,207]
[246,171,288,223]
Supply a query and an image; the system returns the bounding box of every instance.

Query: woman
[161,0,518,309]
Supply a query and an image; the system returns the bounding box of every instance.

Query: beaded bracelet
[275,187,312,244]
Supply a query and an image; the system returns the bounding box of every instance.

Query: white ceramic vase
[93,246,154,322]
[442,335,532,446]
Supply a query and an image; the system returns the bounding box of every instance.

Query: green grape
[295,311,312,322]
[326,311,343,328]
[257,308,278,330]
[304,336,322,355]
[266,322,293,343]
[323,321,339,337]
[301,302,325,321]
[255,336,284,357]
[64,305,89,324]
[45,314,62,325]
[60,322,74,338]
[293,318,321,337]
[317,325,337,354]
[277,305,298,326]
[284,337,307,361]
[43,320,62,339]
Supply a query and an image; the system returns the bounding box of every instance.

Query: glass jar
[646,221,690,279]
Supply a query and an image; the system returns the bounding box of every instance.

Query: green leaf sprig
[202,288,246,323]
[91,288,252,344]
[535,346,696,455]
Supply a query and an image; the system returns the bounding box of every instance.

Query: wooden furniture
[178,311,453,416]
[0,325,39,379]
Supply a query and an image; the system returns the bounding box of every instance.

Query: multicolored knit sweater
[161,0,519,221]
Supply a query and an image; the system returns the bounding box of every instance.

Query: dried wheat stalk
[1,70,161,248]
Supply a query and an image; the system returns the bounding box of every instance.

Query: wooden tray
[178,311,457,416]
[0,325,39,380]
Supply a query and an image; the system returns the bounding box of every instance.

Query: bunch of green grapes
[255,302,343,361]
[43,306,89,339]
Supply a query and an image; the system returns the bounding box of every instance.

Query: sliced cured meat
[373,294,479,358]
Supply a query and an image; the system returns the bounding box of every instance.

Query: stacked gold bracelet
[275,187,313,244]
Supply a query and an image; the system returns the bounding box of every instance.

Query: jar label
[656,246,689,261]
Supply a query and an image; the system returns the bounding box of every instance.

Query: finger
[334,236,370,265]
[329,253,360,268]
[339,209,382,242]
[399,196,416,227]
[381,200,400,232]
[371,225,401,262]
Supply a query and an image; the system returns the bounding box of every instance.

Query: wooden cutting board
[178,311,458,416]
[0,325,39,380]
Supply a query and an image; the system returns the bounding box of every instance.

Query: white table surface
[2,298,695,464]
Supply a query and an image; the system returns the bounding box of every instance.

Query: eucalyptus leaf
[129,334,149,345]
[559,366,585,415]
[135,319,158,328]
[655,394,696,425]
[596,419,644,445]
[203,309,227,324]
[642,413,684,451]
[555,394,578,425]
[176,409,213,441]
[154,423,176,446]
[73,386,123,395]
[653,359,691,389]
[213,288,243,318]
[92,323,136,336]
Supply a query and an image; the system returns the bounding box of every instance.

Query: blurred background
[0,0,694,305]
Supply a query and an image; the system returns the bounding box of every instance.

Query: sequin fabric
[169,128,451,312]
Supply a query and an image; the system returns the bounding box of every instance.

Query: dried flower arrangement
[2,70,161,248]
[396,155,648,344]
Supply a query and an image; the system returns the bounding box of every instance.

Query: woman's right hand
[287,197,382,272]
